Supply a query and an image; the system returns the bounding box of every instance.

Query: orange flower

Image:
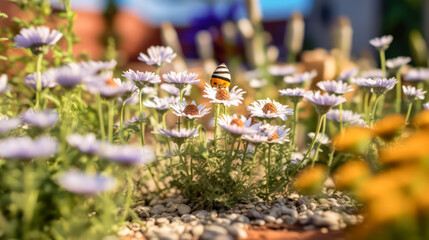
[334,160,370,190]
[332,126,372,154]
[294,165,327,195]
[379,132,429,165]
[373,114,405,141]
[412,110,429,131]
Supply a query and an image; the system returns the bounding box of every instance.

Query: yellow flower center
[183,104,199,116]
[230,118,244,127]
[215,88,231,100]
[106,78,118,87]
[268,131,279,141]
[262,102,278,114]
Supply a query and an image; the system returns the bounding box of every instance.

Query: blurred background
[2,0,428,66]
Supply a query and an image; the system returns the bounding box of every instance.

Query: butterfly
[210,63,231,89]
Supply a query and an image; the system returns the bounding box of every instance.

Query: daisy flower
[203,83,245,107]
[161,83,191,96]
[248,98,293,121]
[424,102,429,110]
[14,26,63,54]
[402,85,426,102]
[21,109,58,128]
[352,77,373,92]
[0,136,58,160]
[0,117,21,134]
[162,71,200,91]
[54,64,88,88]
[218,114,259,138]
[86,77,130,99]
[98,143,155,166]
[404,68,429,82]
[290,152,305,165]
[124,113,147,126]
[304,91,346,115]
[317,80,353,95]
[369,78,397,95]
[25,69,57,89]
[360,69,384,79]
[138,45,177,67]
[369,35,393,51]
[337,68,358,82]
[0,74,8,93]
[248,78,267,89]
[308,132,330,145]
[67,133,100,154]
[279,88,308,103]
[269,65,295,77]
[265,125,290,144]
[326,109,365,126]
[144,96,178,114]
[121,87,157,105]
[284,70,317,85]
[171,100,210,119]
[386,56,411,70]
[58,170,116,195]
[157,128,199,144]
[122,70,161,89]
[78,59,117,75]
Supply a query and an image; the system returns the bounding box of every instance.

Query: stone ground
[118,188,362,240]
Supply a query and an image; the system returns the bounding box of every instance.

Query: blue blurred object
[71,0,314,26]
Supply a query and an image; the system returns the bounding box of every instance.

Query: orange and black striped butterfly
[210,63,231,89]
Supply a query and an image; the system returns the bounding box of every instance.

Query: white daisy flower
[369,78,397,95]
[369,35,393,51]
[124,113,147,126]
[308,132,330,145]
[284,70,317,85]
[269,65,296,77]
[265,125,290,144]
[304,91,346,115]
[122,70,161,89]
[402,85,426,102]
[25,69,57,90]
[290,152,304,165]
[386,56,411,70]
[203,83,245,107]
[78,59,117,75]
[279,88,308,103]
[248,98,293,121]
[337,68,358,82]
[424,102,429,110]
[144,96,178,113]
[248,78,267,88]
[218,114,259,138]
[161,83,191,96]
[317,80,353,95]
[360,69,384,79]
[162,71,200,91]
[14,26,62,54]
[404,68,429,82]
[0,74,8,93]
[326,109,365,126]
[171,100,210,119]
[157,128,199,144]
[138,45,177,67]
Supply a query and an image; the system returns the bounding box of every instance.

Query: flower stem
[363,92,369,123]
[120,100,126,128]
[249,145,259,184]
[96,94,106,140]
[370,95,382,126]
[147,164,162,193]
[405,102,413,125]
[139,88,145,146]
[395,70,402,113]
[290,102,298,153]
[162,113,167,129]
[313,115,326,163]
[339,103,344,133]
[380,50,386,78]
[35,53,43,109]
[303,114,324,167]
[213,104,219,149]
[266,145,272,200]
[226,137,236,175]
[120,174,134,222]
[241,141,249,171]
[108,100,114,142]
[328,147,335,167]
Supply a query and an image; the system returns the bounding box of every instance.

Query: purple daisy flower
[162,71,200,91]
[369,35,393,51]
[97,143,155,166]
[25,69,57,89]
[304,91,346,115]
[21,109,58,128]
[14,26,62,54]
[0,136,58,160]
[67,133,100,154]
[0,117,21,134]
[138,45,177,67]
[122,70,161,89]
[57,170,116,195]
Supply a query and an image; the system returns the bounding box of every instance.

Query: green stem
[162,113,167,129]
[223,105,227,151]
[108,100,114,142]
[147,164,162,193]
[226,137,236,175]
[339,103,343,133]
[96,94,106,140]
[405,102,413,125]
[363,92,369,123]
[303,114,324,167]
[313,115,326,164]
[241,141,249,171]
[249,145,259,184]
[290,102,298,153]
[395,70,402,113]
[370,95,382,126]
[380,50,386,78]
[120,174,134,222]
[120,100,126,128]
[213,104,219,149]
[139,89,145,146]
[35,53,43,109]
[328,147,335,167]
[266,145,272,200]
